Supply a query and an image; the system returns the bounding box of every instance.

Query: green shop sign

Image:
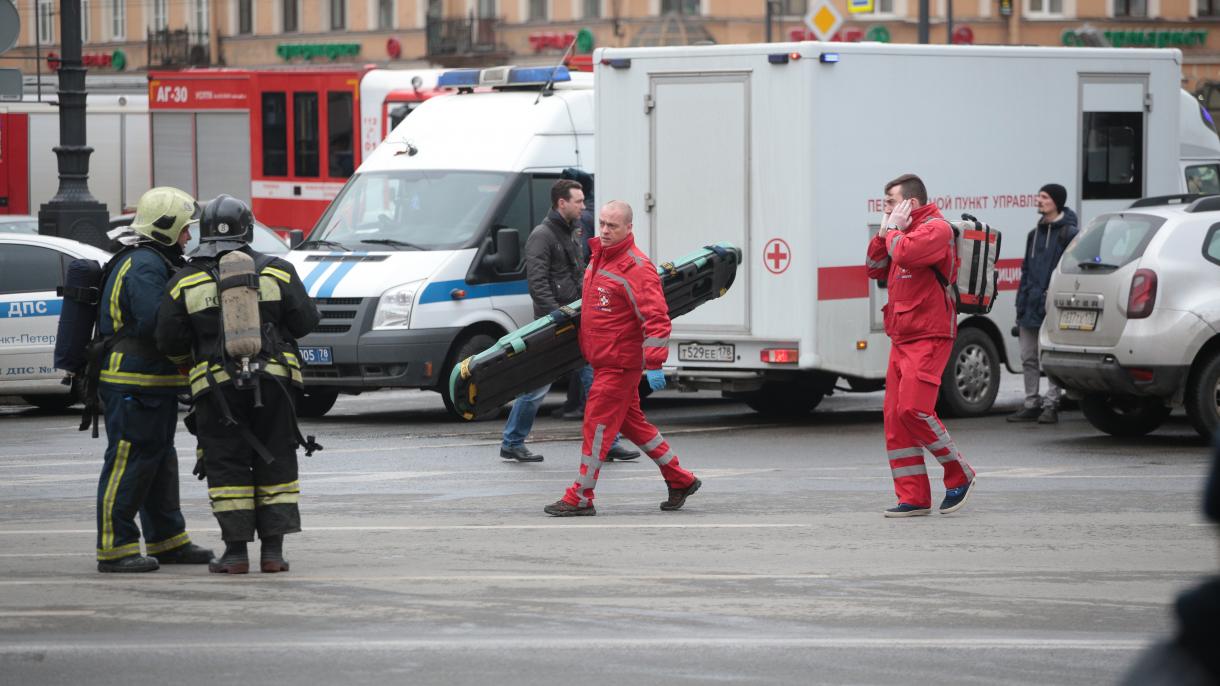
[1062,28,1208,48]
[276,43,361,61]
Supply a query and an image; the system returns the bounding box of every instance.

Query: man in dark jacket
[553,168,596,420]
[498,180,639,462]
[1009,183,1079,425]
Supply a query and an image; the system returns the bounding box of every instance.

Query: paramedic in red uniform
[866,174,977,517]
[544,200,701,516]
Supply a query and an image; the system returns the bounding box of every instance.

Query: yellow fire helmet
[130,186,201,247]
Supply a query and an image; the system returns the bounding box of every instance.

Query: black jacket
[1016,207,1079,328]
[524,209,584,318]
[155,246,319,399]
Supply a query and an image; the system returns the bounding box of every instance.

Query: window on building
[283,0,299,32]
[1082,111,1143,200]
[1027,0,1064,16]
[331,0,347,29]
[1114,0,1146,15]
[584,0,600,17]
[777,0,808,13]
[193,0,209,39]
[152,0,168,31]
[661,0,700,13]
[238,0,254,34]
[378,0,395,28]
[262,93,288,177]
[1199,0,1220,16]
[478,0,496,17]
[859,0,895,13]
[529,0,548,20]
[294,92,320,178]
[111,0,127,40]
[328,92,355,178]
[36,0,55,44]
[81,0,91,43]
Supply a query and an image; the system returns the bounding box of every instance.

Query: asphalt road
[0,377,1214,685]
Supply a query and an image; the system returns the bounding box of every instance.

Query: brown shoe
[544,500,596,516]
[660,477,702,511]
[260,558,290,573]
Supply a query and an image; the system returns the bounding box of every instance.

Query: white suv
[1040,194,1220,439]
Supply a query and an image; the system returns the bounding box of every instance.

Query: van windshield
[1060,213,1165,274]
[310,170,510,250]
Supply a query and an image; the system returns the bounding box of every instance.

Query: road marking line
[0,523,810,536]
[0,637,1150,652]
[0,610,95,617]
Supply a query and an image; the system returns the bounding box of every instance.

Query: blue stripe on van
[302,253,340,294]
[417,279,529,305]
[314,253,369,298]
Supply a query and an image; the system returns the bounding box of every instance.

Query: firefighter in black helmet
[156,194,320,574]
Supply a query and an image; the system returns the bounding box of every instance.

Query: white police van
[0,233,112,409]
[283,66,593,418]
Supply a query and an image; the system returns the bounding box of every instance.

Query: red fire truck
[147,67,443,234]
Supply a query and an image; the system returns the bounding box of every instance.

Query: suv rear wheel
[1185,352,1220,439]
[938,328,1000,418]
[1080,393,1172,437]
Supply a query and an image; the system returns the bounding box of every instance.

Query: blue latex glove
[646,369,666,391]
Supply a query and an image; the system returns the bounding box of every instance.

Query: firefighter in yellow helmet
[94,187,214,572]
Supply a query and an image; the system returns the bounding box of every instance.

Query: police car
[0,233,111,409]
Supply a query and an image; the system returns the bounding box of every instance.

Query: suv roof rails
[1185,195,1220,213]
[1128,194,1210,208]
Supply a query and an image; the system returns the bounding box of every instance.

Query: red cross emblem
[764,238,791,274]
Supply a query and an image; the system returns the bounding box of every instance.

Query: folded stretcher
[448,242,742,420]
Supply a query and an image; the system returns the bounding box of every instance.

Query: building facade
[3,0,1220,91]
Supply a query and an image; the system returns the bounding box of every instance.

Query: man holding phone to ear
[866,174,977,518]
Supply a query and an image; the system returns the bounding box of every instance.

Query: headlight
[372,280,424,330]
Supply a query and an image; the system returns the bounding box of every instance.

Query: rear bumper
[1040,350,1187,398]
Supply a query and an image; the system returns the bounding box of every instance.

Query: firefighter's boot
[260,534,289,573]
[208,541,250,574]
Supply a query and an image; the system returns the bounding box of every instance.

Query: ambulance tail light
[1127,269,1157,319]
[761,348,799,364]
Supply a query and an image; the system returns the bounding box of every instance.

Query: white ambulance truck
[283,66,593,417]
[593,42,1220,417]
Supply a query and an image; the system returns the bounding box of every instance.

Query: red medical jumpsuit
[560,234,697,508]
[866,203,976,508]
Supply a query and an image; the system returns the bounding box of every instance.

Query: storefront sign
[47,49,127,71]
[276,43,361,61]
[1062,28,1208,48]
[529,32,575,52]
[788,25,890,43]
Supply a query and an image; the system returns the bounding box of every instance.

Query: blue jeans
[501,383,551,448]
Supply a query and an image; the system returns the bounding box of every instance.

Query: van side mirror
[287,229,304,249]
[483,226,520,273]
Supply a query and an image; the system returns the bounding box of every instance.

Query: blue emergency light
[819,52,840,64]
[437,66,572,89]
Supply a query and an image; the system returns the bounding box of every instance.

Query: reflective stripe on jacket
[579,234,670,370]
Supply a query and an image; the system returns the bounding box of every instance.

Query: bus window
[328,91,354,178]
[262,92,288,177]
[294,92,319,177]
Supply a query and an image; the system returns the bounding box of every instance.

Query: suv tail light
[1127,269,1157,319]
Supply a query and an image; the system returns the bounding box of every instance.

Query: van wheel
[938,328,1000,418]
[441,332,498,421]
[1185,352,1220,439]
[297,389,339,418]
[742,383,824,417]
[1080,394,1172,437]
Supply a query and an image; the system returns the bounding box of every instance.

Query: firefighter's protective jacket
[155,247,319,399]
[97,245,188,394]
[579,234,671,371]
